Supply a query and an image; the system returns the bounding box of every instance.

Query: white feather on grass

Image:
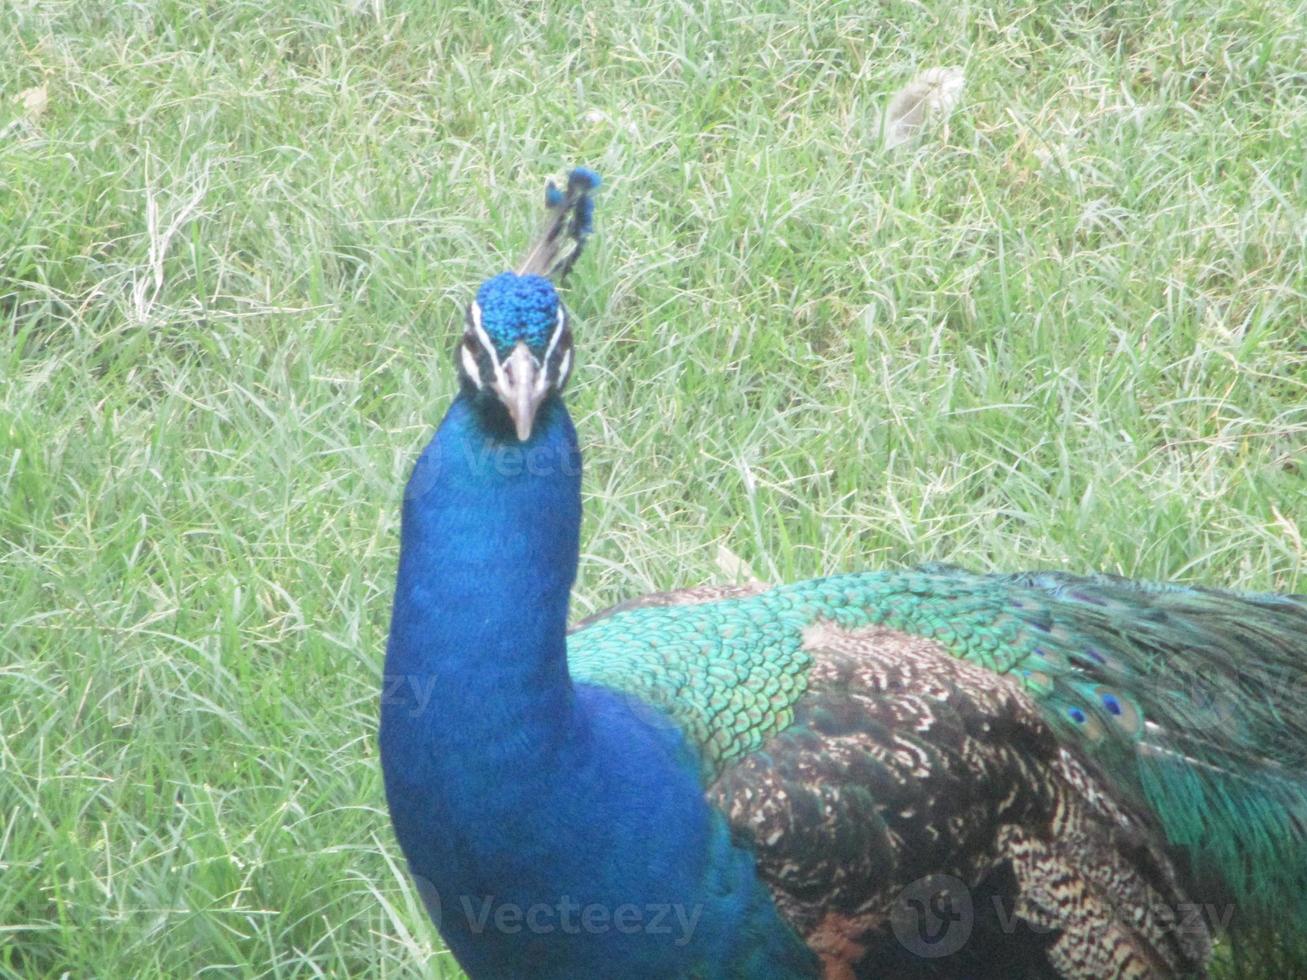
[880,66,965,149]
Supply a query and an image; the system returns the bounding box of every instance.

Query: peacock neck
[380,391,820,978]
[382,393,582,753]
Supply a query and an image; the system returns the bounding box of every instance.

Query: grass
[2,0,1304,975]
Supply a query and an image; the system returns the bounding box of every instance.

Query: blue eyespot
[1101,692,1123,716]
[1067,707,1087,724]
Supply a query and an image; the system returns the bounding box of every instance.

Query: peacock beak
[493,342,548,441]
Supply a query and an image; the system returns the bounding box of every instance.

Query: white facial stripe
[460,344,483,388]
[469,302,500,362]
[464,303,509,392]
[468,315,508,397]
[556,347,573,386]
[543,304,567,365]
[473,324,499,363]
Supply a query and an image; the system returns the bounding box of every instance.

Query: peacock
[379,169,1307,979]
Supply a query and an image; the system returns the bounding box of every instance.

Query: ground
[2,0,1304,976]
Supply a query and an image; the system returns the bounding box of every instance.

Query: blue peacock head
[455,168,599,442]
[456,272,574,441]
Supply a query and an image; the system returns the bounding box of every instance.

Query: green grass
[2,0,1304,975]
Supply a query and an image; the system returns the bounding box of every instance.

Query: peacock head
[453,167,598,442]
[456,271,574,442]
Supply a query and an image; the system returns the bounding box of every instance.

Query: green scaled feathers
[568,565,1307,936]
[573,597,814,772]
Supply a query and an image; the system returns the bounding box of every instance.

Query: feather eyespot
[1094,685,1142,734]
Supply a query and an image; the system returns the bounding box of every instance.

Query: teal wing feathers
[567,566,1307,949]
[570,581,811,775]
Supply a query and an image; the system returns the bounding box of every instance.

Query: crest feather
[516,167,602,280]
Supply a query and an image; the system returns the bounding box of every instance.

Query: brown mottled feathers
[571,582,771,631]
[707,621,1211,979]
